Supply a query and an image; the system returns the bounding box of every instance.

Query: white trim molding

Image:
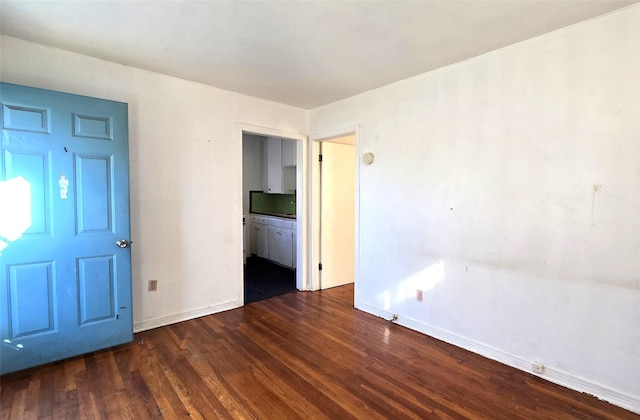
[134,299,240,333]
[308,124,361,303]
[356,302,640,415]
[236,122,309,292]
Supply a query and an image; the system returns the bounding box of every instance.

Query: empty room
[1,1,639,418]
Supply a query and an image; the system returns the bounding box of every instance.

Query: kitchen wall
[250,192,296,215]
[243,133,297,215]
[310,5,640,412]
[0,35,308,331]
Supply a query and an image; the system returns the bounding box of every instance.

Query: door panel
[4,150,52,236]
[0,82,132,375]
[75,155,113,233]
[77,255,115,325]
[8,261,56,338]
[2,104,50,134]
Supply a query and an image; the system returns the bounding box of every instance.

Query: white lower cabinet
[292,224,297,269]
[268,226,294,268]
[250,222,268,258]
[249,214,296,268]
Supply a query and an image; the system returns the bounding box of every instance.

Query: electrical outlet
[532,362,545,374]
[148,280,158,292]
[416,289,424,302]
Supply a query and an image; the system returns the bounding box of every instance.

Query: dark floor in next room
[244,256,296,303]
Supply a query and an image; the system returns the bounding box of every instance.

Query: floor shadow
[244,257,296,303]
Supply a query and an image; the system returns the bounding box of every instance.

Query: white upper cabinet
[264,137,283,193]
[263,137,296,194]
[282,139,296,167]
[282,139,297,194]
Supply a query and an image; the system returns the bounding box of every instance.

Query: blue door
[0,83,132,375]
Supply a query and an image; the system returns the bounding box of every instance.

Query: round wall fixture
[363,152,375,165]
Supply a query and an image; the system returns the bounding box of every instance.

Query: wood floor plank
[130,337,185,418]
[231,311,387,419]
[25,375,42,418]
[1,284,638,419]
[7,388,26,419]
[222,325,349,419]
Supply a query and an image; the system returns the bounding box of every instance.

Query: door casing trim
[309,125,361,305]
[236,123,308,298]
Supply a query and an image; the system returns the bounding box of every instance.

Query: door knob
[116,239,129,248]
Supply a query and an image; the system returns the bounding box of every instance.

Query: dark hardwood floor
[1,284,637,419]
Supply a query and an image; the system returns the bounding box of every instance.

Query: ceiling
[0,1,636,109]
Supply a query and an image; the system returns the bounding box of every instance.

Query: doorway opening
[319,137,355,289]
[241,129,304,303]
[310,125,360,302]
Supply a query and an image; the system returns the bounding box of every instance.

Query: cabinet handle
[277,232,281,235]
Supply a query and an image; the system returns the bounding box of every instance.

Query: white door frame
[308,125,361,303]
[237,123,310,294]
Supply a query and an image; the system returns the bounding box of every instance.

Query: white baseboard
[355,302,640,415]
[133,299,241,333]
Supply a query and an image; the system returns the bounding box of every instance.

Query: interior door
[320,139,355,289]
[0,83,132,375]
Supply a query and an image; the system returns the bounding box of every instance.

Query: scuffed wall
[311,5,640,411]
[1,35,308,330]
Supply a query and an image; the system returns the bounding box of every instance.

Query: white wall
[0,36,308,331]
[242,134,264,214]
[2,5,639,412]
[311,5,640,412]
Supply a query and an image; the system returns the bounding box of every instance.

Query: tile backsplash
[250,191,296,215]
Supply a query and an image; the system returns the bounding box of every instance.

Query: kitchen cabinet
[283,166,296,194]
[268,226,293,268]
[249,224,258,256]
[249,216,269,258]
[282,139,296,194]
[263,137,283,193]
[282,139,296,166]
[263,137,296,194]
[292,223,297,269]
[249,214,295,268]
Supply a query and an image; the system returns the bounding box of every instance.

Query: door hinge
[319,154,323,162]
[116,314,119,320]
[319,263,323,271]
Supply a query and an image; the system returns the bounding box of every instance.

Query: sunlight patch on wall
[0,177,32,253]
[380,261,446,311]
[383,290,391,310]
[403,261,445,297]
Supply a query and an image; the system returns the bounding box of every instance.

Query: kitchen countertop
[251,212,296,220]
